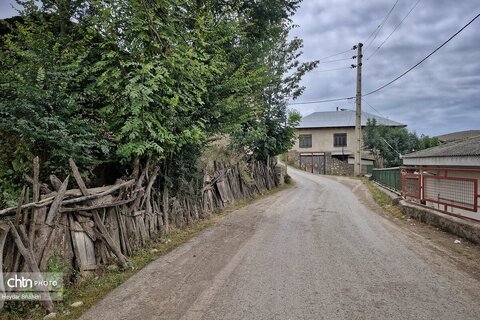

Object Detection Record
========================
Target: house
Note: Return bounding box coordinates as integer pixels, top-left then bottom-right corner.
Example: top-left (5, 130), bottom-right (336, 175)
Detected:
top-left (401, 135), bottom-right (480, 221)
top-left (435, 130), bottom-right (480, 143)
top-left (402, 135), bottom-right (480, 167)
top-left (288, 109), bottom-right (405, 175)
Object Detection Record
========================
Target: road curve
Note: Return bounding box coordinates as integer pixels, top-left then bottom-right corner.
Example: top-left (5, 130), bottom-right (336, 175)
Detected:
top-left (80, 167), bottom-right (480, 320)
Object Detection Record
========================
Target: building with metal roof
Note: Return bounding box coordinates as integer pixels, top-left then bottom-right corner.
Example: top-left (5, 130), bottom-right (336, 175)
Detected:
top-left (288, 110), bottom-right (405, 175)
top-left (435, 130), bottom-right (480, 143)
top-left (403, 135), bottom-right (480, 166)
top-left (297, 110), bottom-right (405, 129)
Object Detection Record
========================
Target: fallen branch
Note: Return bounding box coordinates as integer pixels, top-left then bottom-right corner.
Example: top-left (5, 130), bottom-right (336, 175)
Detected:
top-left (0, 180), bottom-right (136, 216)
top-left (60, 198), bottom-right (136, 213)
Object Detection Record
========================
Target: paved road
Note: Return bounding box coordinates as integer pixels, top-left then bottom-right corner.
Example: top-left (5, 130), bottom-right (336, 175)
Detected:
top-left (81, 167), bottom-right (480, 320)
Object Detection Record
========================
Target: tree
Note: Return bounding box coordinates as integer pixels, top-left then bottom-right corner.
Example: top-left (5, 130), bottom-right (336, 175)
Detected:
top-left (0, 0), bottom-right (314, 204)
top-left (363, 118), bottom-right (441, 167)
top-left (229, 1), bottom-right (318, 160)
top-left (0, 7), bottom-right (112, 177)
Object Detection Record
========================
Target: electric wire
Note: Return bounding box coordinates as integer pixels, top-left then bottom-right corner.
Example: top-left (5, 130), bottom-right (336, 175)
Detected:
top-left (318, 48), bottom-right (353, 61)
top-left (290, 12), bottom-right (479, 106)
top-left (288, 96), bottom-right (355, 105)
top-left (364, 13), bottom-right (480, 97)
top-left (319, 57), bottom-right (354, 64)
top-left (362, 98), bottom-right (385, 117)
top-left (367, 0), bottom-right (422, 61)
top-left (364, 0), bottom-right (400, 51)
top-left (309, 66), bottom-right (352, 74)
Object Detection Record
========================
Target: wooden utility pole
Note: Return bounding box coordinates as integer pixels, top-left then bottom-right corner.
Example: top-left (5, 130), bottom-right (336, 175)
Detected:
top-left (284, 117), bottom-right (288, 175)
top-left (354, 43), bottom-right (363, 177)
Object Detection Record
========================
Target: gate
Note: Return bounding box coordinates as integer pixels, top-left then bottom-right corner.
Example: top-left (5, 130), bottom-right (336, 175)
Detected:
top-left (312, 155), bottom-right (325, 174)
top-left (299, 153), bottom-right (325, 174)
top-left (299, 155), bottom-right (313, 173)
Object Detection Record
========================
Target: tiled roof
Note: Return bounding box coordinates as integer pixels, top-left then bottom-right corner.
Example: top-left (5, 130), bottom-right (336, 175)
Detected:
top-left (403, 135), bottom-right (480, 158)
top-left (297, 110), bottom-right (405, 128)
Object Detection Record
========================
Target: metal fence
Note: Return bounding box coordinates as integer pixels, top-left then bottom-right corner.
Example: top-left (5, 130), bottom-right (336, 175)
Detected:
top-left (400, 167), bottom-right (479, 222)
top-left (372, 167), bottom-right (401, 192)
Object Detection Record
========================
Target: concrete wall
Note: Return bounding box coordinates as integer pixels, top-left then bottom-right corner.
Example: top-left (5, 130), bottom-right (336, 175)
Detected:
top-left (400, 200), bottom-right (480, 244)
top-left (292, 127), bottom-right (358, 155)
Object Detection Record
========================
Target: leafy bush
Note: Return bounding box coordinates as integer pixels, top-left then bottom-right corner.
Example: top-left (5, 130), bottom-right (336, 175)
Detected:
top-left (284, 174), bottom-right (292, 184)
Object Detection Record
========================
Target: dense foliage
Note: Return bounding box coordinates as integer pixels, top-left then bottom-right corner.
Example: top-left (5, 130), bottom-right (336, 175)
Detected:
top-left (363, 118), bottom-right (440, 167)
top-left (0, 0), bottom-right (314, 206)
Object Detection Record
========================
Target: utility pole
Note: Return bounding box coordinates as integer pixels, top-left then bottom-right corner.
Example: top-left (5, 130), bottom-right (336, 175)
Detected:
top-left (284, 117), bottom-right (288, 175)
top-left (354, 42), bottom-right (363, 177)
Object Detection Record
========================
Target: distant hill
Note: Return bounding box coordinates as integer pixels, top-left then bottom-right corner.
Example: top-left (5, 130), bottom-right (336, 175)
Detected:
top-left (436, 130), bottom-right (480, 143)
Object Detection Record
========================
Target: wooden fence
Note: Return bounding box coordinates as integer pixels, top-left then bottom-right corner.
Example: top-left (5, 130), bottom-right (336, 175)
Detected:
top-left (0, 157), bottom-right (279, 312)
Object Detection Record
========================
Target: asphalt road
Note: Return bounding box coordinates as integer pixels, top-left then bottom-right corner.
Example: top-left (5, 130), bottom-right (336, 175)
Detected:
top-left (80, 167), bottom-right (480, 320)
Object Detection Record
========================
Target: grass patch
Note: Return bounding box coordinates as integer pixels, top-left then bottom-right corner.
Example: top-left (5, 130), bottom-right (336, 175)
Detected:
top-left (363, 179), bottom-right (405, 221)
top-left (2, 183), bottom-right (292, 320)
top-left (449, 244), bottom-right (466, 256)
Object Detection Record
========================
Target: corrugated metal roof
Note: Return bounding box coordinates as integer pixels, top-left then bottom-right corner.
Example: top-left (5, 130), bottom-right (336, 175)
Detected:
top-left (435, 130), bottom-right (480, 142)
top-left (297, 110), bottom-right (405, 128)
top-left (403, 135), bottom-right (480, 158)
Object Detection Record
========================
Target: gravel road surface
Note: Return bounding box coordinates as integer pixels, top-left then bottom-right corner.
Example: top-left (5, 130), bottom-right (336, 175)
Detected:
top-left (80, 167), bottom-right (480, 320)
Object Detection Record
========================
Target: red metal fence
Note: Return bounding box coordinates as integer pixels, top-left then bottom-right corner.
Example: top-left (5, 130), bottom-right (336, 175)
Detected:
top-left (400, 167), bottom-right (479, 222)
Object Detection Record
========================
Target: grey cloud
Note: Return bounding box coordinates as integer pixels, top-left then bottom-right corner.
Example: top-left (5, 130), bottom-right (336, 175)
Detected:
top-left (290, 0), bottom-right (480, 136)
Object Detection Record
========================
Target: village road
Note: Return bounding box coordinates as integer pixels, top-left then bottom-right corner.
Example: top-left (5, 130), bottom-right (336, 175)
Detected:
top-left (80, 166), bottom-right (480, 320)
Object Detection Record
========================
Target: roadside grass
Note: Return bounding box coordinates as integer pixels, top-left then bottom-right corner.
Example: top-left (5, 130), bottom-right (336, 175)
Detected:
top-left (363, 179), bottom-right (406, 221)
top-left (449, 244), bottom-right (466, 256)
top-left (2, 182), bottom-right (292, 320)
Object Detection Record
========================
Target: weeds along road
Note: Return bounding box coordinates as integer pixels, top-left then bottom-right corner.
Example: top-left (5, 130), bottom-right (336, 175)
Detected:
top-left (80, 166), bottom-right (480, 320)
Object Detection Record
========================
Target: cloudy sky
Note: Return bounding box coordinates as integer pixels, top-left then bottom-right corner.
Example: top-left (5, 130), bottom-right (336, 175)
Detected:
top-left (290, 0), bottom-right (480, 136)
top-left (1, 0), bottom-right (478, 136)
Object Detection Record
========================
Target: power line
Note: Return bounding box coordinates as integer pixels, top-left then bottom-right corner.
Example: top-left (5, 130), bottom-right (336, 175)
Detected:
top-left (309, 66), bottom-right (352, 74)
top-left (364, 13), bottom-right (480, 97)
top-left (288, 96), bottom-right (355, 105)
top-left (319, 57), bottom-right (354, 64)
top-left (318, 48), bottom-right (353, 61)
top-left (362, 98), bottom-right (385, 117)
top-left (367, 0), bottom-right (422, 61)
top-left (364, 0), bottom-right (400, 51)
top-left (292, 13), bottom-right (479, 107)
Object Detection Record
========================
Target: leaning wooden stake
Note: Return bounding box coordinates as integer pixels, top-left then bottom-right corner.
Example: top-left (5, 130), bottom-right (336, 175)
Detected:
top-left (38, 177), bottom-right (69, 271)
top-left (8, 222), bottom-right (54, 313)
top-left (69, 159), bottom-right (129, 270)
top-left (29, 157), bottom-right (41, 249)
top-left (0, 222), bottom-right (10, 311)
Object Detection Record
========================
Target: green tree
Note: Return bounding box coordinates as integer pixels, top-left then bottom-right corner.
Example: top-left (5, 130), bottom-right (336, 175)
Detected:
top-left (0, 0), bottom-right (314, 202)
top-left (0, 6), bottom-right (112, 178)
top-left (363, 118), bottom-right (441, 167)
top-left (229, 0), bottom-right (318, 160)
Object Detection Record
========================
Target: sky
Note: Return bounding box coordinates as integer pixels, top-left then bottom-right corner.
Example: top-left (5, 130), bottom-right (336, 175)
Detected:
top-left (289, 0), bottom-right (480, 136)
top-left (0, 0), bottom-right (479, 136)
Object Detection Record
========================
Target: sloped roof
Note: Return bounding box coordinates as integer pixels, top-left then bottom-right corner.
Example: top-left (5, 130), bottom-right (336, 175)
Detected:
top-left (436, 130), bottom-right (480, 143)
top-left (297, 110), bottom-right (405, 129)
top-left (403, 135), bottom-right (480, 159)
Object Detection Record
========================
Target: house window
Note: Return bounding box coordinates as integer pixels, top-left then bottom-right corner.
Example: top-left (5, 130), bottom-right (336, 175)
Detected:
top-left (299, 134), bottom-right (312, 148)
top-left (334, 133), bottom-right (347, 147)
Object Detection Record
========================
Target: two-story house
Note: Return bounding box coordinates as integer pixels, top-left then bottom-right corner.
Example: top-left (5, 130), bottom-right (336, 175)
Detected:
top-left (288, 109), bottom-right (405, 175)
